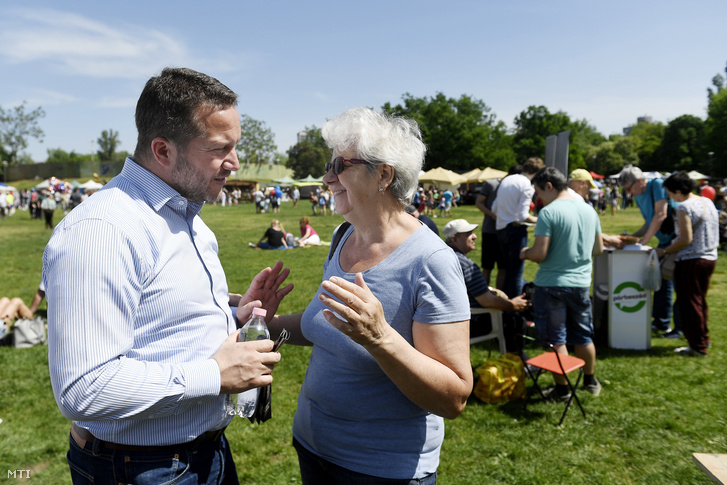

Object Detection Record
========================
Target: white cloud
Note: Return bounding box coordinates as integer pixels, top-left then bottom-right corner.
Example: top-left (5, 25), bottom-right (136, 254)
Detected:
top-left (2, 88), bottom-right (77, 109)
top-left (0, 7), bottom-right (235, 79)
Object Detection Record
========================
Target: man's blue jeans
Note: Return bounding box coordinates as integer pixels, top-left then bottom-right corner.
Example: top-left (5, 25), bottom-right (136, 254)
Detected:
top-left (497, 224), bottom-right (529, 299)
top-left (67, 432), bottom-right (238, 484)
top-left (654, 241), bottom-right (680, 332)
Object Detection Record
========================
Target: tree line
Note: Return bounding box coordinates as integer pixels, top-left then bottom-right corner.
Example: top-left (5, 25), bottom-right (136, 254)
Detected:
top-left (2, 62), bottom-right (726, 179)
top-left (287, 62), bottom-right (727, 178)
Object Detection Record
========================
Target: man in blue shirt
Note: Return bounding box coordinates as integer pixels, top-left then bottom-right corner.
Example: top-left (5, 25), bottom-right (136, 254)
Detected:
top-left (44, 68), bottom-right (293, 484)
top-left (618, 165), bottom-right (680, 337)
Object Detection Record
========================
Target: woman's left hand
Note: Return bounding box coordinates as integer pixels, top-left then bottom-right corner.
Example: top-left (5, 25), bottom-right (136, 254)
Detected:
top-left (319, 273), bottom-right (390, 348)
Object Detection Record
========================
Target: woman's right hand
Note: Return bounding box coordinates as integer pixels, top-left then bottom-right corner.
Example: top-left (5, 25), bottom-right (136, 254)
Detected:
top-left (318, 273), bottom-right (392, 349)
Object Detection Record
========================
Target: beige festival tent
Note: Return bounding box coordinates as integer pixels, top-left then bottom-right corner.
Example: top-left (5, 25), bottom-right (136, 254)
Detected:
top-left (476, 167), bottom-right (508, 182)
top-left (460, 168), bottom-right (484, 183)
top-left (418, 167), bottom-right (467, 185)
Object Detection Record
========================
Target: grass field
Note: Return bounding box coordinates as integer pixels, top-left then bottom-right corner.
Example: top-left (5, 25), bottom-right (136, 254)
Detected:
top-left (0, 199), bottom-right (725, 484)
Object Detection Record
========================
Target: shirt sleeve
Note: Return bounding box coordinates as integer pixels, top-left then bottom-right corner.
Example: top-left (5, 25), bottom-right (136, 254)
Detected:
top-left (413, 248), bottom-right (470, 324)
top-left (517, 182), bottom-right (535, 221)
top-left (652, 179), bottom-right (668, 202)
top-left (44, 219), bottom-right (221, 422)
top-left (534, 206), bottom-right (553, 237)
top-left (464, 263), bottom-right (490, 299)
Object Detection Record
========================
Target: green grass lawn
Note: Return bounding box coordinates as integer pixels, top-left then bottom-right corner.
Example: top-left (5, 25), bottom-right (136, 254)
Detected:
top-left (0, 200), bottom-right (725, 484)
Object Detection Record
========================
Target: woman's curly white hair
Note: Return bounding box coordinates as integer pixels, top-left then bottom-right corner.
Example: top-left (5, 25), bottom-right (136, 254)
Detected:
top-left (321, 107), bottom-right (426, 207)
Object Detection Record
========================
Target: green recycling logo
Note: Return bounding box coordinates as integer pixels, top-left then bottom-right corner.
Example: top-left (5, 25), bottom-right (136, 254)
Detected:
top-left (613, 281), bottom-right (648, 313)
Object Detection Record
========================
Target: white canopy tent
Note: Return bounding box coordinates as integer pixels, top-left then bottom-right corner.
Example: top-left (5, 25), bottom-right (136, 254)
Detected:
top-left (0, 183), bottom-right (18, 196)
top-left (80, 180), bottom-right (104, 190)
top-left (687, 170), bottom-right (709, 180)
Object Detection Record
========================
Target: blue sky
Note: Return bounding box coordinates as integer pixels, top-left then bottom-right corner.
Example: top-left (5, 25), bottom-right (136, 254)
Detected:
top-left (1, 0), bottom-right (725, 163)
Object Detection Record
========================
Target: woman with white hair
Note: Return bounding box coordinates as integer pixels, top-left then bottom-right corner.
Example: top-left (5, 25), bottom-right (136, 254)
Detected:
top-left (269, 107), bottom-right (471, 484)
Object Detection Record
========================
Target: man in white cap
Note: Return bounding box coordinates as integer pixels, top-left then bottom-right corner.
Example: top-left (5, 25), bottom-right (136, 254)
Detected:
top-left (444, 219), bottom-right (529, 349)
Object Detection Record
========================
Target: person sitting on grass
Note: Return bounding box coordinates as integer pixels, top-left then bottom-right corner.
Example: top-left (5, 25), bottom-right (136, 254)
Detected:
top-left (250, 219), bottom-right (290, 250)
top-left (0, 296), bottom-right (35, 337)
top-left (297, 217), bottom-right (321, 247)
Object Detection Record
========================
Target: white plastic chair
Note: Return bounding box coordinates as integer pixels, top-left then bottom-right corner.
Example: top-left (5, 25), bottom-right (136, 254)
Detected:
top-left (469, 307), bottom-right (507, 354)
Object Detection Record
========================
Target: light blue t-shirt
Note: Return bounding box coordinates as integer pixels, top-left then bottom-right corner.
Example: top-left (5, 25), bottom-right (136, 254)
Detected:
top-left (533, 197), bottom-right (601, 288)
top-left (442, 190), bottom-right (453, 204)
top-left (634, 178), bottom-right (679, 246)
top-left (293, 224), bottom-right (469, 480)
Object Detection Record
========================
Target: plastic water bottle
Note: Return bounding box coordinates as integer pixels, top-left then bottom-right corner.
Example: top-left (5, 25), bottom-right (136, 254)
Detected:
top-left (226, 307), bottom-right (269, 417)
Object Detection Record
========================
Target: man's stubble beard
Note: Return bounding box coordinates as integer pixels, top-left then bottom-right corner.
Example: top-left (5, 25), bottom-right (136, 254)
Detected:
top-left (170, 151), bottom-right (218, 204)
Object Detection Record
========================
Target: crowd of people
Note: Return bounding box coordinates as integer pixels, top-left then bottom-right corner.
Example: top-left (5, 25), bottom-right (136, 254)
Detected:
top-left (4, 65), bottom-right (722, 484)
top-left (413, 185), bottom-right (460, 218)
top-left (455, 162), bottom-right (722, 402)
top-left (0, 181), bottom-right (92, 229)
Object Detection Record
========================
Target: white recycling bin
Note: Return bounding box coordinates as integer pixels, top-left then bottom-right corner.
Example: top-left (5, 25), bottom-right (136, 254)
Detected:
top-left (593, 246), bottom-right (652, 350)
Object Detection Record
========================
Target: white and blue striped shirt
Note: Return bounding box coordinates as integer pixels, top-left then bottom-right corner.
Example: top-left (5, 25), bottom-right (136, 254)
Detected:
top-left (43, 158), bottom-right (235, 446)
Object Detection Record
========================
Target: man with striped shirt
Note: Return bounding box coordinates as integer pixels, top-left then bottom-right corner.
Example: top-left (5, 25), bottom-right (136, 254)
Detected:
top-left (43, 68), bottom-right (292, 484)
top-left (443, 219), bottom-right (529, 349)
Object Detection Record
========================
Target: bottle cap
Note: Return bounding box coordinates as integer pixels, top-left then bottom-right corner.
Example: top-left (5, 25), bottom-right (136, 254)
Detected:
top-left (252, 307), bottom-right (267, 317)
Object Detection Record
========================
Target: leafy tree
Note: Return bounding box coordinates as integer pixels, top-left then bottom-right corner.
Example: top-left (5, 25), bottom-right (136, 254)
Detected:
top-left (567, 118), bottom-right (607, 170)
top-left (628, 121), bottom-right (665, 171)
top-left (116, 150), bottom-right (132, 162)
top-left (656, 115), bottom-right (706, 173)
top-left (286, 126), bottom-right (329, 178)
top-left (707, 61), bottom-right (726, 101)
top-left (0, 101), bottom-right (45, 164)
top-left (47, 148), bottom-right (81, 163)
top-left (588, 136), bottom-right (639, 175)
top-left (97, 129), bottom-right (120, 161)
top-left (46, 148), bottom-right (93, 163)
top-left (512, 106), bottom-right (605, 171)
top-left (272, 152), bottom-right (288, 166)
top-left (237, 114), bottom-right (277, 164)
top-left (705, 88), bottom-right (727, 177)
top-left (383, 92), bottom-right (514, 171)
top-left (589, 141), bottom-right (624, 175)
top-left (512, 105), bottom-right (571, 162)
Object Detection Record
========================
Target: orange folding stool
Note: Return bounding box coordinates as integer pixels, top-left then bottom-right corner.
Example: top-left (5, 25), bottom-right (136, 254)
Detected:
top-left (524, 344), bottom-right (586, 426)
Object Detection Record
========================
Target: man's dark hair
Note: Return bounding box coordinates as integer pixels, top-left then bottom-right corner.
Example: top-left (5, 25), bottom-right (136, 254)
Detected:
top-left (532, 167), bottom-right (567, 192)
top-left (663, 171), bottom-right (695, 195)
top-left (508, 164), bottom-right (523, 175)
top-left (133, 67), bottom-right (238, 163)
top-left (522, 157), bottom-right (545, 175)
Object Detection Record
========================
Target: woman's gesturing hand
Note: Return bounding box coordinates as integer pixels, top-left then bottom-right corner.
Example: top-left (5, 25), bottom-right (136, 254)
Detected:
top-left (318, 273), bottom-right (391, 348)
